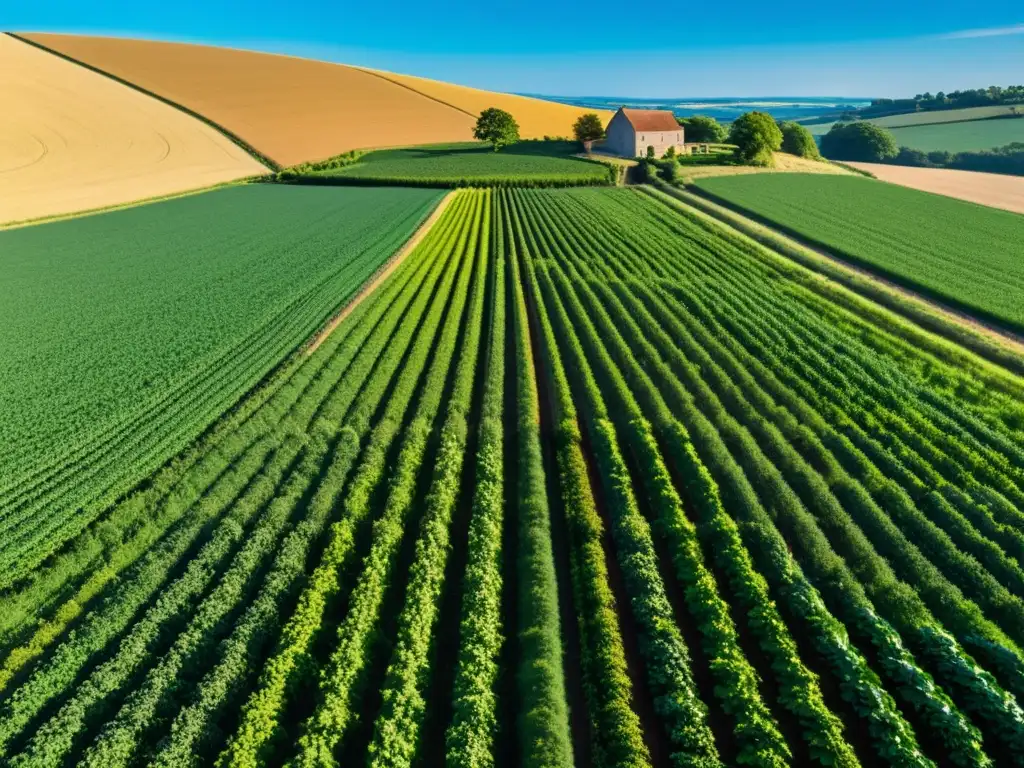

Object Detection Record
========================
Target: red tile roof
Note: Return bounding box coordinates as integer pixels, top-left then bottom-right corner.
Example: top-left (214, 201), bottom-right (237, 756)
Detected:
top-left (619, 108), bottom-right (681, 132)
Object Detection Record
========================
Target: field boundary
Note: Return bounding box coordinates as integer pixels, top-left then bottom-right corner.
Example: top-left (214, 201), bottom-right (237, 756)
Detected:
top-left (304, 190), bottom-right (456, 355)
top-left (644, 181), bottom-right (1024, 383)
top-left (8, 32), bottom-right (281, 171)
top-left (687, 180), bottom-right (1024, 335)
top-left (351, 66), bottom-right (479, 120)
top-left (0, 176), bottom-right (266, 231)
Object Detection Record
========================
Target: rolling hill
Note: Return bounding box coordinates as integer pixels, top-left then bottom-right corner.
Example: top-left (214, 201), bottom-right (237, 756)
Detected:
top-left (20, 33), bottom-right (611, 167)
top-left (0, 34), bottom-right (264, 226)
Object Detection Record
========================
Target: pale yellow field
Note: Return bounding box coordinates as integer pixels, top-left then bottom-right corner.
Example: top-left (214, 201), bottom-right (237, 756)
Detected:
top-left (847, 162), bottom-right (1024, 215)
top-left (0, 35), bottom-right (265, 226)
top-left (679, 153), bottom-right (855, 183)
top-left (21, 33), bottom-right (614, 166)
top-left (361, 68), bottom-right (615, 140)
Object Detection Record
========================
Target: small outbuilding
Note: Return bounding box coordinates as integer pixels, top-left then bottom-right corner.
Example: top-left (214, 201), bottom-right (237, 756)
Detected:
top-left (604, 107), bottom-right (685, 158)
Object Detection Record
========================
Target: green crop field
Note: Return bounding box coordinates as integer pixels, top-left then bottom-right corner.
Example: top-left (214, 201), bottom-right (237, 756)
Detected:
top-left (5, 184), bottom-right (1024, 768)
top-left (887, 118), bottom-right (1024, 151)
top-left (692, 173), bottom-right (1024, 331)
top-left (0, 184), bottom-right (441, 583)
top-left (313, 140), bottom-right (612, 187)
top-left (809, 105), bottom-right (1024, 135)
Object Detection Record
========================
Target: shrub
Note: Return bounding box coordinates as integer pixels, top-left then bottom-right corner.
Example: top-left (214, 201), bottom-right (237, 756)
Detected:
top-left (820, 122), bottom-right (898, 162)
top-left (677, 115), bottom-right (728, 143)
top-left (779, 121), bottom-right (822, 160)
top-left (728, 112), bottom-right (783, 167)
top-left (646, 145), bottom-right (656, 159)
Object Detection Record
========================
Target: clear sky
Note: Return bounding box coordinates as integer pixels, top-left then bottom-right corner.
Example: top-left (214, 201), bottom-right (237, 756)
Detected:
top-left (9, 1), bottom-right (1024, 98)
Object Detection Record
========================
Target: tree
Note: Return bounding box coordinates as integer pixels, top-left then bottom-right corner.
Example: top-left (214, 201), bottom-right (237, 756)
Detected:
top-left (676, 115), bottom-right (727, 143)
top-left (728, 111), bottom-right (783, 166)
top-left (474, 108), bottom-right (520, 151)
top-left (779, 121), bottom-right (821, 160)
top-left (820, 122), bottom-right (898, 162)
top-left (573, 113), bottom-right (606, 147)
top-left (646, 145), bottom-right (656, 159)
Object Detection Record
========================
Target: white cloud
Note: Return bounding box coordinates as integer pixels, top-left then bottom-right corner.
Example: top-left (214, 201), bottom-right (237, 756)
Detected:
top-left (936, 23), bottom-right (1024, 40)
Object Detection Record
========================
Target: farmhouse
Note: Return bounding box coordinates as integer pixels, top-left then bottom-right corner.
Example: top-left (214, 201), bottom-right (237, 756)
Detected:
top-left (604, 107), bottom-right (684, 158)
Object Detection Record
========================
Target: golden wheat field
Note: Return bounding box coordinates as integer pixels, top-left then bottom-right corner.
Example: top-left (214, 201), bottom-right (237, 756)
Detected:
top-left (360, 67), bottom-right (614, 139)
top-left (0, 35), bottom-right (265, 226)
top-left (22, 33), bottom-right (605, 167)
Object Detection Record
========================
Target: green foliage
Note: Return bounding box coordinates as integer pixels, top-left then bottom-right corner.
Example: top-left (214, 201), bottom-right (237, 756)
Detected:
top-left (677, 115), bottom-right (728, 143)
top-left (215, 196), bottom-right (472, 768)
top-left (474, 107), bottom-right (521, 150)
top-left (728, 111), bottom-right (783, 166)
top-left (692, 173), bottom-right (1024, 331)
top-left (507, 216), bottom-right (575, 767)
top-left (645, 145), bottom-right (655, 159)
top-left (368, 194), bottom-right (490, 768)
top-left (446, 193), bottom-right (507, 768)
top-left (660, 158), bottom-right (680, 183)
top-left (779, 121), bottom-right (822, 159)
top-left (820, 122), bottom-right (899, 161)
top-left (304, 141), bottom-right (611, 187)
top-left (573, 112), bottom-right (607, 144)
top-left (8, 157), bottom-right (1024, 768)
top-left (0, 185), bottom-right (441, 590)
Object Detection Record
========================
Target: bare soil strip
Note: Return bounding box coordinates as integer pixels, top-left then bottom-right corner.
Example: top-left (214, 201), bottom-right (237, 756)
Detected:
top-left (304, 191), bottom-right (455, 356)
top-left (848, 162), bottom-right (1024, 215)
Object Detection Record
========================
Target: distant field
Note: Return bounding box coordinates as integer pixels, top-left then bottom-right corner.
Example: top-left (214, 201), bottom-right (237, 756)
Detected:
top-left (887, 118), bottom-right (1024, 151)
top-left (21, 33), bottom-right (605, 166)
top-left (0, 184), bottom-right (441, 581)
top-left (0, 34), bottom-right (264, 225)
top-left (360, 68), bottom-right (614, 138)
top-left (673, 151), bottom-right (854, 181)
top-left (846, 161), bottom-right (1024, 215)
top-left (314, 141), bottom-right (612, 186)
top-left (693, 173), bottom-right (1024, 330)
top-left (808, 105), bottom-right (1023, 135)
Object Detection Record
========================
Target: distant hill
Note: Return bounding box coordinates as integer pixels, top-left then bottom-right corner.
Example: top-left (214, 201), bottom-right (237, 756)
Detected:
top-left (20, 33), bottom-right (612, 167)
top-left (0, 34), bottom-right (264, 226)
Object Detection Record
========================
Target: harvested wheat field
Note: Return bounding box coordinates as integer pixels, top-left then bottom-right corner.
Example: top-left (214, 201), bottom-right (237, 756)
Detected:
top-left (359, 67), bottom-right (614, 139)
top-left (21, 33), bottom-right (603, 167)
top-left (0, 35), bottom-right (265, 226)
top-left (677, 152), bottom-right (856, 182)
top-left (849, 161), bottom-right (1024, 215)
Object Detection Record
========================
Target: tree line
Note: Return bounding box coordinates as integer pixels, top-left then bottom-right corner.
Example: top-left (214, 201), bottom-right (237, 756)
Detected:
top-left (820, 121), bottom-right (1024, 175)
top-left (859, 85), bottom-right (1024, 118)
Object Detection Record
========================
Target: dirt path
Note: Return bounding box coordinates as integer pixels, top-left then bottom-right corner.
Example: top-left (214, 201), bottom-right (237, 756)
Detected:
top-left (304, 191), bottom-right (454, 355)
top-left (848, 162), bottom-right (1024, 215)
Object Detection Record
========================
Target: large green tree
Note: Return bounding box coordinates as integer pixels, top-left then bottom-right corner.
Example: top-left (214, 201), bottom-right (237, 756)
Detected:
top-left (728, 111), bottom-right (783, 166)
top-left (573, 112), bottom-right (606, 146)
top-left (474, 108), bottom-right (520, 151)
top-left (779, 121), bottom-right (822, 160)
top-left (820, 122), bottom-right (898, 162)
top-left (677, 115), bottom-right (727, 143)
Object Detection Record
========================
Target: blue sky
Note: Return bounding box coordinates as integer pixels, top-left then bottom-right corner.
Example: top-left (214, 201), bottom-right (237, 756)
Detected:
top-left (9, 1), bottom-right (1024, 97)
